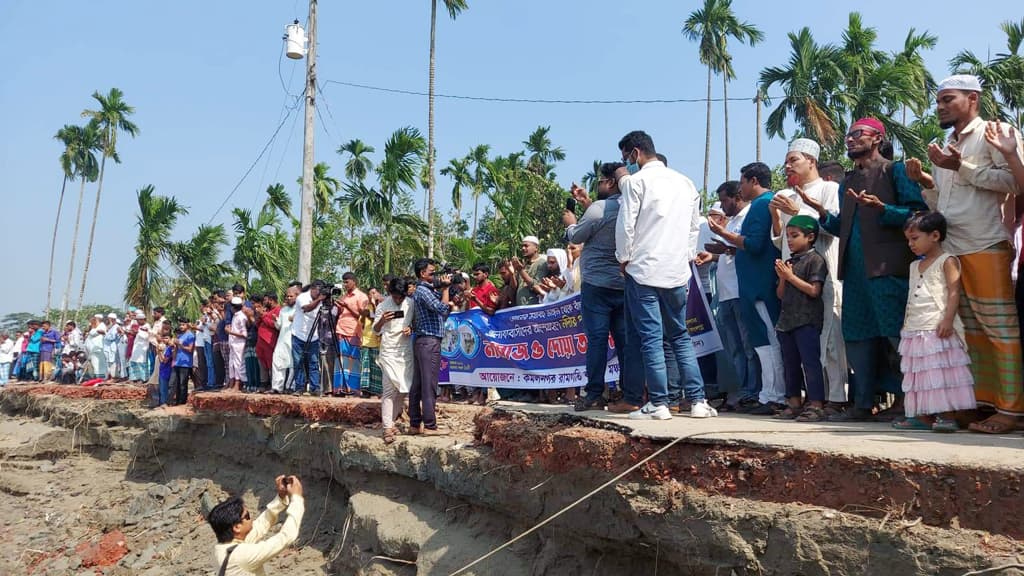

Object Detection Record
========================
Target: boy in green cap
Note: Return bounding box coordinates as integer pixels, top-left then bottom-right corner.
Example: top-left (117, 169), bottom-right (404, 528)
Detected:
top-left (773, 214), bottom-right (829, 421)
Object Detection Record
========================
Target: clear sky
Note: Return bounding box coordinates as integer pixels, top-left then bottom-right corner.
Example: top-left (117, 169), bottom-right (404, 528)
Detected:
top-left (0, 0), bottom-right (1016, 316)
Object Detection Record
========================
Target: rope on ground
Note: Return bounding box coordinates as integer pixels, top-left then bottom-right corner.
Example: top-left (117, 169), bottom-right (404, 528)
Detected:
top-left (448, 425), bottom-right (942, 576)
top-left (960, 564), bottom-right (1024, 576)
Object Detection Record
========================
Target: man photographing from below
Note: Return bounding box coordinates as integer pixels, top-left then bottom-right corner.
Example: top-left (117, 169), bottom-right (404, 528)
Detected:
top-left (208, 475), bottom-right (304, 576)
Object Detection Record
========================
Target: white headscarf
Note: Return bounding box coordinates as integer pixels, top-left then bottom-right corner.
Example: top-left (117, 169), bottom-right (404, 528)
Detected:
top-left (545, 248), bottom-right (572, 291)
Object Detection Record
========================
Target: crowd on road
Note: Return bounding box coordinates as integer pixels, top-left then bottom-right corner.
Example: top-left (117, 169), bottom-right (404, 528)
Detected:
top-left (3, 74), bottom-right (1024, 441)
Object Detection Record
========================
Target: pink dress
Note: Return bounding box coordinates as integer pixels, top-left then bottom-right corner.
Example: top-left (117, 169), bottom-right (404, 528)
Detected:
top-left (898, 253), bottom-right (976, 416)
top-left (228, 311), bottom-right (248, 382)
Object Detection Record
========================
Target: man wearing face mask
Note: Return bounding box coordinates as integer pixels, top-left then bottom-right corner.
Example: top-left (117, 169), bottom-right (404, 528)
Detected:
top-left (614, 130), bottom-right (717, 420)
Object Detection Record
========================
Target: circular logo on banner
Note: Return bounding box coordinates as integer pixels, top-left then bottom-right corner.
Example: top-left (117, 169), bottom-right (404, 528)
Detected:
top-left (458, 321), bottom-right (480, 359)
top-left (441, 318), bottom-right (460, 358)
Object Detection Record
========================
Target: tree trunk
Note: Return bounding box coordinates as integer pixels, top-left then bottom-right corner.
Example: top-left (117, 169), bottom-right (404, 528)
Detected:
top-left (62, 177), bottom-right (89, 326)
top-left (46, 176), bottom-right (68, 319)
top-left (472, 192), bottom-right (479, 241)
top-left (426, 0), bottom-right (438, 259)
top-left (755, 88), bottom-right (763, 163)
top-left (702, 65), bottom-right (712, 196)
top-left (723, 76), bottom-right (730, 180)
top-left (77, 151), bottom-right (107, 315)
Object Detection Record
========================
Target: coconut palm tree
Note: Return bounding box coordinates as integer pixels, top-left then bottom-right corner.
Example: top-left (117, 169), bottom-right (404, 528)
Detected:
top-left (78, 88), bottom-right (138, 311)
top-left (440, 155), bottom-right (471, 228)
top-left (47, 125), bottom-right (81, 318)
top-left (523, 126), bottom-right (565, 178)
top-left (340, 127), bottom-right (428, 273)
top-left (682, 0), bottom-right (762, 187)
top-left (760, 28), bottom-right (845, 148)
top-left (125, 186), bottom-right (188, 311)
top-left (60, 121), bottom-right (102, 325)
top-left (426, 0), bottom-right (469, 258)
top-left (337, 139), bottom-right (375, 182)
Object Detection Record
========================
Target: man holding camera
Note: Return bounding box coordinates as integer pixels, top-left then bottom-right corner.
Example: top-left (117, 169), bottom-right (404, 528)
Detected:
top-left (290, 280), bottom-right (329, 395)
top-left (208, 475), bottom-right (304, 576)
top-left (409, 258), bottom-right (452, 435)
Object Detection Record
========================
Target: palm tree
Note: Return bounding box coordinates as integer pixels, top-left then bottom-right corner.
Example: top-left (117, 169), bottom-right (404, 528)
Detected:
top-left (263, 183), bottom-right (296, 227)
top-left (523, 126), bottom-right (565, 177)
top-left (168, 224), bottom-right (231, 316)
top-left (951, 18), bottom-right (1024, 126)
top-left (337, 139), bottom-right (375, 182)
top-left (892, 28), bottom-right (939, 125)
top-left (296, 162), bottom-right (340, 221)
top-left (78, 88), bottom-right (138, 311)
top-left (427, 0), bottom-right (469, 258)
top-left (581, 159), bottom-right (602, 196)
top-left (60, 121), bottom-right (102, 325)
top-left (439, 155), bottom-right (471, 228)
top-left (231, 205), bottom-right (292, 292)
top-left (760, 28), bottom-right (845, 148)
top-left (466, 144), bottom-right (490, 240)
top-left (125, 186), bottom-right (188, 311)
top-left (683, 0), bottom-right (762, 188)
top-left (340, 127), bottom-right (428, 273)
top-left (47, 125), bottom-right (81, 318)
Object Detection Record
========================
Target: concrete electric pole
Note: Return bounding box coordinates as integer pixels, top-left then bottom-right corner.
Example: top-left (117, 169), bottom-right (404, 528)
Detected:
top-left (297, 0), bottom-right (318, 284)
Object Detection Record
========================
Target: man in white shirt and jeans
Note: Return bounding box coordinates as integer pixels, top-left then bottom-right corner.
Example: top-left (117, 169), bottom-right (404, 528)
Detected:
top-left (614, 130), bottom-right (717, 420)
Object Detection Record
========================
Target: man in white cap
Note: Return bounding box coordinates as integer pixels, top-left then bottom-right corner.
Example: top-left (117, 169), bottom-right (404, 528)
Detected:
top-left (906, 74), bottom-right (1024, 433)
top-left (511, 235), bottom-right (547, 306)
top-left (769, 138), bottom-right (848, 414)
top-left (103, 312), bottom-right (122, 381)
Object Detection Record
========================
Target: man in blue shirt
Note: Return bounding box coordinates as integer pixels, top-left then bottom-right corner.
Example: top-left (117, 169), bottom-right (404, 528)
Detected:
top-left (169, 318), bottom-right (195, 406)
top-left (39, 320), bottom-right (61, 382)
top-left (23, 320), bottom-right (43, 381)
top-left (409, 258), bottom-right (452, 435)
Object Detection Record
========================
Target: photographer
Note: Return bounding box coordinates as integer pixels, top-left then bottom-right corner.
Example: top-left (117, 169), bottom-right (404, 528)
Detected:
top-left (409, 259), bottom-right (452, 435)
top-left (374, 277), bottom-right (415, 443)
top-left (290, 280), bottom-right (330, 395)
top-left (208, 475), bottom-right (304, 576)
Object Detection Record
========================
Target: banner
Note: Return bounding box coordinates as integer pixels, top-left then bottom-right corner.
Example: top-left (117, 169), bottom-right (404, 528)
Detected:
top-left (440, 264), bottom-right (722, 389)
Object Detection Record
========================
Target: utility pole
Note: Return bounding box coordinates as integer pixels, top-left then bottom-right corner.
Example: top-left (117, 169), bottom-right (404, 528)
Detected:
top-left (754, 87), bottom-right (763, 163)
top-left (297, 0), bottom-right (318, 284)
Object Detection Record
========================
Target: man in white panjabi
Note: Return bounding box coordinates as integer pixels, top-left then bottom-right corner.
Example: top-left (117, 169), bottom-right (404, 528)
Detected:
top-left (769, 138), bottom-right (849, 409)
top-left (272, 285), bottom-right (300, 393)
top-left (374, 277), bottom-right (416, 444)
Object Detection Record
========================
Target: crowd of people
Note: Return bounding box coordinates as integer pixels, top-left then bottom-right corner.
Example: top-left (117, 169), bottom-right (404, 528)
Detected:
top-left (3, 74), bottom-right (1023, 440)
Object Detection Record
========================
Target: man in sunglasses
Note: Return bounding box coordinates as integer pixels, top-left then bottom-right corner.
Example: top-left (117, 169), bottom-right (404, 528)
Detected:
top-left (795, 117), bottom-right (927, 422)
top-left (208, 475), bottom-right (305, 575)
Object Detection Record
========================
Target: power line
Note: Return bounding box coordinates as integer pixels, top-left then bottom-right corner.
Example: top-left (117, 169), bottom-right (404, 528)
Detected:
top-left (206, 94), bottom-right (304, 225)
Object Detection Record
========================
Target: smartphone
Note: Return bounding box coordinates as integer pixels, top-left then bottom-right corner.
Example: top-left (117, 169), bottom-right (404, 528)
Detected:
top-left (392, 310), bottom-right (405, 319)
top-left (565, 197), bottom-right (577, 212)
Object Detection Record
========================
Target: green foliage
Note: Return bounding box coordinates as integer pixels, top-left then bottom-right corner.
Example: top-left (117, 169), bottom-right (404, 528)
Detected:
top-left (124, 185), bottom-right (188, 312)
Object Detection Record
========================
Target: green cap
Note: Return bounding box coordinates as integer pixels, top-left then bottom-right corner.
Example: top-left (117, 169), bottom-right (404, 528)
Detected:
top-left (787, 214), bottom-right (819, 233)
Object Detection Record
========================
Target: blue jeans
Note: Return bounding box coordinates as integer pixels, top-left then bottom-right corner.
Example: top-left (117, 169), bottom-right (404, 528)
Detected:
top-left (580, 283), bottom-right (642, 404)
top-left (291, 335), bottom-right (321, 393)
top-left (778, 325), bottom-right (824, 402)
top-left (625, 275), bottom-right (705, 406)
top-left (158, 375), bottom-right (170, 405)
top-left (846, 337), bottom-right (902, 410)
top-left (204, 343), bottom-right (215, 387)
top-left (718, 299), bottom-right (761, 403)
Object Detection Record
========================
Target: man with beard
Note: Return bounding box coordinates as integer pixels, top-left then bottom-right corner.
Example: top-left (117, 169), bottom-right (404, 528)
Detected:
top-left (272, 284), bottom-right (301, 393)
top-left (906, 75), bottom-right (1024, 433)
top-left (798, 117), bottom-right (926, 421)
top-left (564, 162), bottom-right (644, 413)
top-left (769, 139), bottom-right (848, 413)
top-left (512, 236), bottom-right (547, 306)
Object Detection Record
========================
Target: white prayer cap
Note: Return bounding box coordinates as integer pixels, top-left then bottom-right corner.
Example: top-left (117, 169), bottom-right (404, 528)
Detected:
top-left (135, 311), bottom-right (146, 319)
top-left (788, 138), bottom-right (820, 160)
top-left (231, 296), bottom-right (243, 305)
top-left (938, 74), bottom-right (982, 93)
top-left (522, 235), bottom-right (540, 246)
top-left (708, 201), bottom-right (725, 216)
top-left (93, 314), bottom-right (104, 319)
top-left (107, 312), bottom-right (117, 319)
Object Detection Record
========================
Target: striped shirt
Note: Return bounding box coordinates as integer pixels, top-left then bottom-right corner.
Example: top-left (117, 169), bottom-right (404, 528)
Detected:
top-left (412, 282), bottom-right (450, 338)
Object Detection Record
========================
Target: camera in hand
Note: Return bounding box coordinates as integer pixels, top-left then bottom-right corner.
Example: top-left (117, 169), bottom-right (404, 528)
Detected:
top-left (433, 263), bottom-right (466, 298)
top-left (392, 310), bottom-right (405, 319)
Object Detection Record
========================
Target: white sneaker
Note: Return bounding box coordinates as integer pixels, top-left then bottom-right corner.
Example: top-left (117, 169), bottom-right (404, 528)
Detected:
top-left (628, 402), bottom-right (672, 420)
top-left (690, 400), bottom-right (718, 418)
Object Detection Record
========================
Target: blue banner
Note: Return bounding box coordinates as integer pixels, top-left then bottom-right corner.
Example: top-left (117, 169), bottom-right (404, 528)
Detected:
top-left (440, 264), bottom-right (722, 389)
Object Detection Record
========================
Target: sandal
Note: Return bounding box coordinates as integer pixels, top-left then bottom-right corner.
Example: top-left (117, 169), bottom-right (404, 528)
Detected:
top-left (795, 406), bottom-right (825, 422)
top-left (932, 417), bottom-right (959, 433)
top-left (968, 415), bottom-right (1018, 435)
top-left (773, 406), bottom-right (801, 420)
top-left (892, 416), bottom-right (933, 431)
top-left (383, 427), bottom-right (397, 445)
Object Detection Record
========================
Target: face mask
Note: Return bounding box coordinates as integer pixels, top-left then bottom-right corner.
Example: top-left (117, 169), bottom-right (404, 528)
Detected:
top-left (625, 151), bottom-right (639, 174)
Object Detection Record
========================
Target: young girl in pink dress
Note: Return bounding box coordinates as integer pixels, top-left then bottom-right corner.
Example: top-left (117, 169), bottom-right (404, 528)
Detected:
top-left (895, 212), bottom-right (975, 432)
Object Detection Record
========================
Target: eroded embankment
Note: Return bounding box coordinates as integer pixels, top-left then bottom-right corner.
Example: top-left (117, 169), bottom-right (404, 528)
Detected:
top-left (1, 386), bottom-right (1022, 576)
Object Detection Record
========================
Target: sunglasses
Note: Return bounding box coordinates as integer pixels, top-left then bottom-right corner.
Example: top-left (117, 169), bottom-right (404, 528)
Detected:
top-left (845, 129), bottom-right (879, 140)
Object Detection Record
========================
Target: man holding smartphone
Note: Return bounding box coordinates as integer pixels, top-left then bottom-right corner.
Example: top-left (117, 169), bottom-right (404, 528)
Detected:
top-left (409, 259), bottom-right (452, 435)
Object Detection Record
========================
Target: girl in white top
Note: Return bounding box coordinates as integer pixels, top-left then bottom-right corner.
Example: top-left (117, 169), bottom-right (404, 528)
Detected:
top-left (896, 212), bottom-right (975, 433)
top-left (374, 278), bottom-right (416, 444)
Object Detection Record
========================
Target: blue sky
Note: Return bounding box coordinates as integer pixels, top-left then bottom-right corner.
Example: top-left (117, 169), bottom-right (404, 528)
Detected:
top-left (0, 0), bottom-right (1017, 316)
